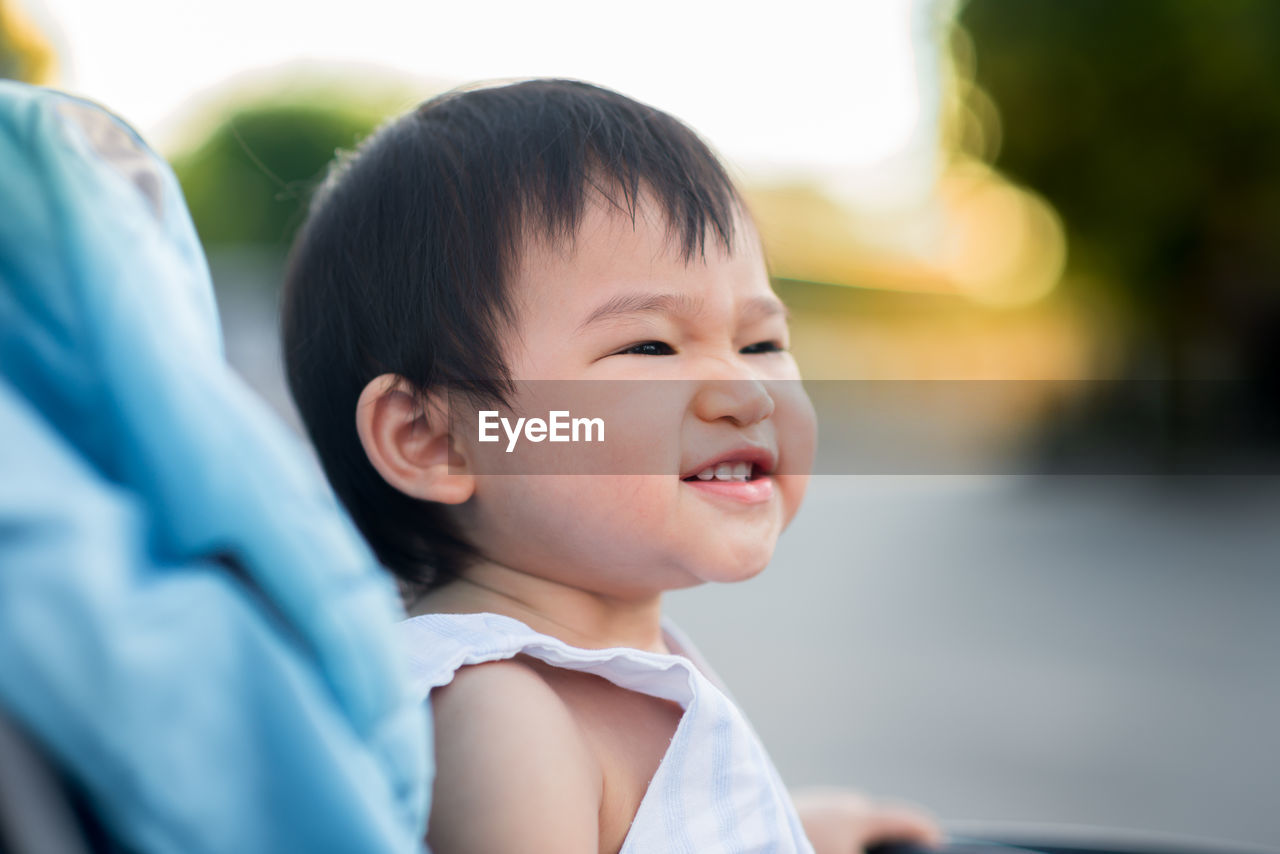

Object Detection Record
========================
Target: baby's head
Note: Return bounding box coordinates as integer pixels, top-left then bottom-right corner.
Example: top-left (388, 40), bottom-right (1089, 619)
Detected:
top-left (282, 79), bottom-right (815, 602)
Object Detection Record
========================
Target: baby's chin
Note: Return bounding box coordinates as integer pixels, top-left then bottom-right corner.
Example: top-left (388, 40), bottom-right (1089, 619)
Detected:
top-left (600, 543), bottom-right (775, 595)
top-left (686, 545), bottom-right (775, 586)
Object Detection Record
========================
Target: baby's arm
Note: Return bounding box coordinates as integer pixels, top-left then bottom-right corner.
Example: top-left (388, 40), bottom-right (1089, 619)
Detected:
top-left (426, 660), bottom-right (602, 853)
top-left (791, 786), bottom-right (944, 854)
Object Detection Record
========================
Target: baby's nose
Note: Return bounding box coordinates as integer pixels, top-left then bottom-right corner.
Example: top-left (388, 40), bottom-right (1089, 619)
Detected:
top-left (691, 378), bottom-right (776, 427)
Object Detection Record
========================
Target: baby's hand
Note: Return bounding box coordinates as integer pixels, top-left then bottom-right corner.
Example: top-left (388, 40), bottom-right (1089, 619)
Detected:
top-left (791, 786), bottom-right (944, 854)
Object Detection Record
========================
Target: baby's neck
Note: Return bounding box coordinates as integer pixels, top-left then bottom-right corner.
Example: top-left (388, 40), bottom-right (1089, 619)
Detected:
top-left (407, 560), bottom-right (670, 654)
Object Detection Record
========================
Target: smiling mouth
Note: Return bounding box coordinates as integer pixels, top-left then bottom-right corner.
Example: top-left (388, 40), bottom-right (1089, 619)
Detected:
top-left (681, 462), bottom-right (766, 483)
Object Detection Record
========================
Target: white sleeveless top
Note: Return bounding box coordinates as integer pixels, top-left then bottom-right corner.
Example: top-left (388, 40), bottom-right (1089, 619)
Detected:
top-left (397, 611), bottom-right (815, 854)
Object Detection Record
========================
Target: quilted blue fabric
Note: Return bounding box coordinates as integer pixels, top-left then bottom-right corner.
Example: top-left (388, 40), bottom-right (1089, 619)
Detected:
top-left (0, 80), bottom-right (429, 853)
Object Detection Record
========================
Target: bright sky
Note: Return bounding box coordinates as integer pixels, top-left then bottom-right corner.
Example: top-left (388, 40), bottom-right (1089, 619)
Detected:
top-left (25, 0), bottom-right (945, 202)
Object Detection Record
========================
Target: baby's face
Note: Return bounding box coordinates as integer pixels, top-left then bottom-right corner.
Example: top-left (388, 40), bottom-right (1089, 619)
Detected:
top-left (449, 192), bottom-right (816, 598)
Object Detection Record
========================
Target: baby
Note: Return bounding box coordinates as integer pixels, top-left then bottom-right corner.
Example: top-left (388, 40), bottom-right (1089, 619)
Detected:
top-left (282, 78), bottom-right (941, 854)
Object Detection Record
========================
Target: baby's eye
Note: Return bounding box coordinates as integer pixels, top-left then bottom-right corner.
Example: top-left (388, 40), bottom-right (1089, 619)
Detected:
top-left (616, 341), bottom-right (675, 356)
top-left (740, 340), bottom-right (787, 355)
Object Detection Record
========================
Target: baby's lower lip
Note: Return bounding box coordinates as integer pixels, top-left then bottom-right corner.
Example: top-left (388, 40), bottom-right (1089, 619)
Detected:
top-left (681, 475), bottom-right (774, 504)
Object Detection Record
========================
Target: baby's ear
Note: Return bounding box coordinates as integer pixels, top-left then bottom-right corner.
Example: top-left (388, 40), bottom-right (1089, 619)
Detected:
top-left (355, 374), bottom-right (474, 504)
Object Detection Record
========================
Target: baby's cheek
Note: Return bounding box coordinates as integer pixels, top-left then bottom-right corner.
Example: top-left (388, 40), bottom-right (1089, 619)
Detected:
top-left (776, 383), bottom-right (818, 476)
top-left (776, 384), bottom-right (817, 527)
top-left (546, 475), bottom-right (666, 534)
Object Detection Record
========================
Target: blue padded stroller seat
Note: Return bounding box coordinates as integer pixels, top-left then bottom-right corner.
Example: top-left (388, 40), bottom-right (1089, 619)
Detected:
top-left (0, 81), bottom-right (429, 853)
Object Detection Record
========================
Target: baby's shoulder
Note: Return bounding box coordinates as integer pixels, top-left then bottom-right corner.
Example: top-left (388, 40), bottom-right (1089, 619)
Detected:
top-left (430, 656), bottom-right (602, 778)
top-left (434, 655), bottom-right (560, 710)
top-left (426, 657), bottom-right (603, 853)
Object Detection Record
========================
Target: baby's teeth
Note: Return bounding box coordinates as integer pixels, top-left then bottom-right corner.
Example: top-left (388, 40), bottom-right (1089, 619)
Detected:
top-left (691, 462), bottom-right (756, 482)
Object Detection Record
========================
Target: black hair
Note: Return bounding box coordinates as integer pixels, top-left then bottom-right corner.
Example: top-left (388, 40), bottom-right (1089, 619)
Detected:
top-left (281, 78), bottom-right (746, 595)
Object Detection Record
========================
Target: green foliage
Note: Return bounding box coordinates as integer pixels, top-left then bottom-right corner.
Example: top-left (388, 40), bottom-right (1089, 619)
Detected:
top-left (962, 0), bottom-right (1280, 308)
top-left (171, 101), bottom-right (381, 248)
top-left (963, 0), bottom-right (1280, 445)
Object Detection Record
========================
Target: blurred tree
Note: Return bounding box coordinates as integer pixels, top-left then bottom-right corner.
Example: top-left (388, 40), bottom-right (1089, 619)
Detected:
top-left (0, 0), bottom-right (56, 83)
top-left (171, 98), bottom-right (386, 249)
top-left (962, 0), bottom-right (1280, 385)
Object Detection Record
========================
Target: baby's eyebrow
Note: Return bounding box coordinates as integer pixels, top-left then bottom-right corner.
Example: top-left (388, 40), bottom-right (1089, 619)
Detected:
top-left (576, 292), bottom-right (788, 332)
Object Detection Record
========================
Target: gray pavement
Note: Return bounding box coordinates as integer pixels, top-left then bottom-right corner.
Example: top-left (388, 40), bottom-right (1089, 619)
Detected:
top-left (666, 475), bottom-right (1280, 849)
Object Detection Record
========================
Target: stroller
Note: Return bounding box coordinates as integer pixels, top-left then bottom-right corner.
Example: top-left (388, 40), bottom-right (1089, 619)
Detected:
top-left (0, 81), bottom-right (429, 853)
